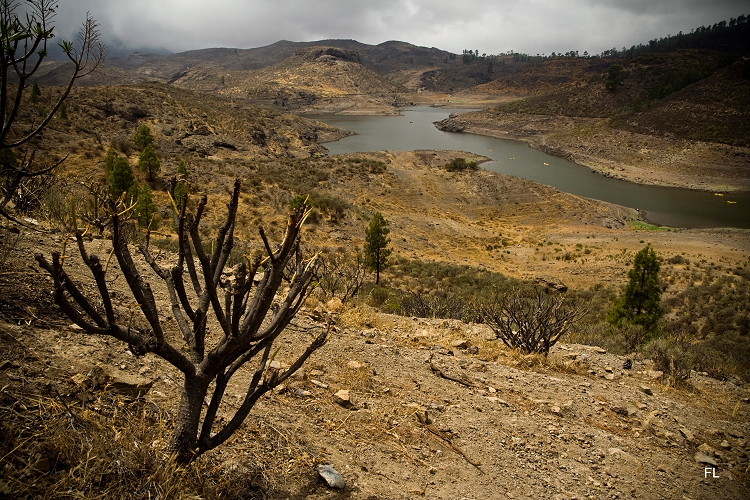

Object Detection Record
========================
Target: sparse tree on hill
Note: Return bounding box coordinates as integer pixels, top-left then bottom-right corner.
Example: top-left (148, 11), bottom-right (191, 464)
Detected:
top-left (1, 0), bottom-right (105, 222)
top-left (138, 144), bottom-right (161, 181)
top-left (133, 182), bottom-right (158, 229)
top-left (364, 212), bottom-right (391, 285)
top-left (172, 160), bottom-right (190, 207)
top-left (134, 123), bottom-right (155, 150)
top-left (608, 245), bottom-right (663, 347)
top-left (107, 152), bottom-right (135, 199)
top-left (35, 180), bottom-right (327, 464)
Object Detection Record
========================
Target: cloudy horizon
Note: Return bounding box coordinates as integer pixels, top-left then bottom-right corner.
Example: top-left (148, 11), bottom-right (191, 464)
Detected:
top-left (47, 1), bottom-right (748, 56)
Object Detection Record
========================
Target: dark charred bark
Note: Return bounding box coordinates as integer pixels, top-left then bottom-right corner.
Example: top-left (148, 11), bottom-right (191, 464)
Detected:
top-left (36, 179), bottom-right (325, 464)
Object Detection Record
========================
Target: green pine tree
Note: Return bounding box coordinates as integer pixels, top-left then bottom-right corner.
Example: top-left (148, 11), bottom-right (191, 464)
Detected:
top-left (134, 123), bottom-right (155, 150)
top-left (138, 144), bottom-right (161, 181)
top-left (108, 153), bottom-right (136, 199)
top-left (173, 160), bottom-right (190, 207)
top-left (30, 81), bottom-right (41, 104)
top-left (608, 245), bottom-right (663, 344)
top-left (364, 212), bottom-right (392, 285)
top-left (134, 182), bottom-right (158, 229)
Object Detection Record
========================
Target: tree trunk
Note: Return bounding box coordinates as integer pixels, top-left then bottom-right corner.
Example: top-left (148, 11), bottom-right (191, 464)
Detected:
top-left (171, 374), bottom-right (210, 464)
top-left (375, 248), bottom-right (381, 285)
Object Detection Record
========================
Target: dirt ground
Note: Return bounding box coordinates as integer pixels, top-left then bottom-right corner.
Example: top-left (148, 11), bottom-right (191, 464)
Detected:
top-left (1, 259), bottom-right (748, 499)
top-left (1, 164), bottom-right (749, 498)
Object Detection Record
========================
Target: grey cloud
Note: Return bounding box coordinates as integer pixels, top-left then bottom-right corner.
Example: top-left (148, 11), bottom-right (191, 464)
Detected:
top-left (50, 0), bottom-right (748, 56)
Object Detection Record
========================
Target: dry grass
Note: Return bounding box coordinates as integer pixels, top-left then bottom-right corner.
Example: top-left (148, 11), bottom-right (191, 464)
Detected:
top-left (0, 387), bottom-right (274, 499)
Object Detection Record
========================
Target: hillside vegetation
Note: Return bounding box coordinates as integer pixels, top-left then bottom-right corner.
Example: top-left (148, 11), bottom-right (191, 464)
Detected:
top-left (2, 14), bottom-right (749, 499)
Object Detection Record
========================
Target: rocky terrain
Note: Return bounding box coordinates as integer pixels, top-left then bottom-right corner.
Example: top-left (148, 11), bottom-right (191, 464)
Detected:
top-left (3, 24), bottom-right (750, 497)
top-left (0, 229), bottom-right (748, 499)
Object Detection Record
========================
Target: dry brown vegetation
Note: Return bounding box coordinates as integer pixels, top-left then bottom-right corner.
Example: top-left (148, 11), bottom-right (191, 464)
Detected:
top-left (1, 79), bottom-right (749, 498)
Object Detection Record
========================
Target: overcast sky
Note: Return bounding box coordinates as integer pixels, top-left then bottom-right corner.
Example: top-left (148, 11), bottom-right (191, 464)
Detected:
top-left (49, 0), bottom-right (747, 56)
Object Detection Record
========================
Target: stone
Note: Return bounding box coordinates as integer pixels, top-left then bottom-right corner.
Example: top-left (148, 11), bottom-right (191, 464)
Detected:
top-left (694, 452), bottom-right (717, 466)
top-left (720, 440), bottom-right (731, 449)
top-left (71, 373), bottom-right (91, 387)
top-left (646, 370), bottom-right (664, 379)
top-left (346, 360), bottom-right (365, 369)
top-left (317, 464), bottom-right (346, 489)
top-left (334, 389), bottom-right (357, 410)
top-left (698, 443), bottom-right (716, 455)
top-left (107, 371), bottom-right (153, 398)
top-left (450, 339), bottom-right (469, 349)
top-left (679, 427), bottom-right (695, 441)
top-left (639, 385), bottom-right (653, 395)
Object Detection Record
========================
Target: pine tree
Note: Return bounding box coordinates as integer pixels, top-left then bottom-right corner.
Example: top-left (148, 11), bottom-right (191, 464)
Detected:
top-left (134, 182), bottom-right (158, 229)
top-left (173, 160), bottom-right (190, 207)
top-left (108, 153), bottom-right (135, 199)
top-left (134, 123), bottom-right (155, 150)
top-left (30, 81), bottom-right (41, 104)
top-left (608, 245), bottom-right (663, 341)
top-left (138, 144), bottom-right (161, 181)
top-left (364, 212), bottom-right (392, 285)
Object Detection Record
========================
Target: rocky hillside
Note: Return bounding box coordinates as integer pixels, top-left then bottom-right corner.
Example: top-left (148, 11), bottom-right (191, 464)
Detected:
top-left (1, 231), bottom-right (748, 499)
top-left (206, 46), bottom-right (411, 114)
top-left (2, 62), bottom-right (750, 498)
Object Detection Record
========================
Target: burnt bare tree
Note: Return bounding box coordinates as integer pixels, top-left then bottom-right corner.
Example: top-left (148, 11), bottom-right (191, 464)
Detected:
top-left (1, 0), bottom-right (105, 222)
top-left (481, 288), bottom-right (587, 355)
top-left (315, 251), bottom-right (366, 304)
top-left (36, 180), bottom-right (327, 464)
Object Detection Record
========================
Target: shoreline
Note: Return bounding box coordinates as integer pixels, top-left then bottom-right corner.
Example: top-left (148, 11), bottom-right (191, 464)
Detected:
top-left (436, 110), bottom-right (750, 194)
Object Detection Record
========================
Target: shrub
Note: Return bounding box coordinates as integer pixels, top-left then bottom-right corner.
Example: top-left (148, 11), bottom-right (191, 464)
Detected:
top-left (444, 158), bottom-right (479, 172)
top-left (481, 288), bottom-right (587, 355)
top-left (642, 334), bottom-right (697, 384)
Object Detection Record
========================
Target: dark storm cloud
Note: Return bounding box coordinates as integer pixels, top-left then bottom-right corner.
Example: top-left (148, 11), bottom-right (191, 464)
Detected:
top-left (51, 0), bottom-right (748, 55)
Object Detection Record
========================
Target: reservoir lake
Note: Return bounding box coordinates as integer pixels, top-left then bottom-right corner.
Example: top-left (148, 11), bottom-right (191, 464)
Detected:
top-left (313, 106), bottom-right (750, 229)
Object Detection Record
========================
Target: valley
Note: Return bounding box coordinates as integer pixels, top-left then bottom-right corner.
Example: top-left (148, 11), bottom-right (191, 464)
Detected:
top-left (2, 12), bottom-right (750, 500)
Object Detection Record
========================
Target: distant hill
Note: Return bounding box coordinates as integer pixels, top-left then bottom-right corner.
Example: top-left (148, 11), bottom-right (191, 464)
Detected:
top-left (165, 46), bottom-right (411, 114)
top-left (466, 20), bottom-right (750, 147)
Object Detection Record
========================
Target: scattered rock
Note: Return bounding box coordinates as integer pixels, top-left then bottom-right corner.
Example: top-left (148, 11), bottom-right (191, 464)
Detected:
top-left (450, 339), bottom-right (469, 349)
top-left (611, 405), bottom-right (637, 417)
top-left (694, 452), bottom-right (717, 466)
top-left (317, 464), bottom-right (346, 489)
top-left (720, 440), bottom-right (731, 449)
top-left (107, 371), bottom-right (153, 398)
top-left (639, 385), bottom-right (653, 395)
top-left (346, 360), bottom-right (365, 369)
top-left (679, 427), bottom-right (695, 441)
top-left (334, 389), bottom-right (357, 410)
top-left (698, 443), bottom-right (717, 455)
